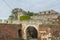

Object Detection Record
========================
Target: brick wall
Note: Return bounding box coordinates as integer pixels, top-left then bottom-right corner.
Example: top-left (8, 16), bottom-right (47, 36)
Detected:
top-left (0, 24), bottom-right (22, 40)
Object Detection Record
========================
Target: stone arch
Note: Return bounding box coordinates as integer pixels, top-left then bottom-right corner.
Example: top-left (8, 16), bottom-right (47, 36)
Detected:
top-left (25, 25), bottom-right (38, 39)
top-left (24, 25), bottom-right (38, 33)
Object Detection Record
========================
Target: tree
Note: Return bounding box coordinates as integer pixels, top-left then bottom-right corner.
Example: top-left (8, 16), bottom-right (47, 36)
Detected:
top-left (27, 11), bottom-right (34, 16)
top-left (12, 8), bottom-right (22, 14)
top-left (11, 8), bottom-right (22, 20)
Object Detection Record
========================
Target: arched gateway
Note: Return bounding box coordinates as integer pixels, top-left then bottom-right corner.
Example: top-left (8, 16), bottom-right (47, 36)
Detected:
top-left (22, 24), bottom-right (39, 40)
top-left (26, 26), bottom-right (38, 40)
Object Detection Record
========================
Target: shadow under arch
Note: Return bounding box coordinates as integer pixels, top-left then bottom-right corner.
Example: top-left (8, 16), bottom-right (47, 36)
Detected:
top-left (18, 29), bottom-right (22, 38)
top-left (26, 26), bottom-right (38, 39)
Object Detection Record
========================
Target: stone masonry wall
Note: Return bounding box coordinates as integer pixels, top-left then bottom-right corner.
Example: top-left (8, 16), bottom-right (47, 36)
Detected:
top-left (0, 24), bottom-right (60, 40)
top-left (38, 25), bottom-right (60, 40)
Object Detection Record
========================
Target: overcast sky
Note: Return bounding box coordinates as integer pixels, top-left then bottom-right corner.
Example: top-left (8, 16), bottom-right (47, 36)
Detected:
top-left (0, 0), bottom-right (60, 19)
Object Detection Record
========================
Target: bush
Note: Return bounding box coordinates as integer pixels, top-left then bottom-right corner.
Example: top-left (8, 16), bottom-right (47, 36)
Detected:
top-left (20, 16), bottom-right (31, 21)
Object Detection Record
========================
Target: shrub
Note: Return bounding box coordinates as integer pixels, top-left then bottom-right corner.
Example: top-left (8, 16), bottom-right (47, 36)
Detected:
top-left (20, 16), bottom-right (31, 21)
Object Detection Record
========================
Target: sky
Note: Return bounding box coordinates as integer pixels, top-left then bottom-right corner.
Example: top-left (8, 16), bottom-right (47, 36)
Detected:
top-left (0, 0), bottom-right (60, 19)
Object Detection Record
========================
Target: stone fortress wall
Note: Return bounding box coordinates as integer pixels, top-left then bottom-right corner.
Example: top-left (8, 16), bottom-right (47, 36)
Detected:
top-left (0, 24), bottom-right (60, 40)
top-left (6, 10), bottom-right (60, 25)
top-left (0, 10), bottom-right (60, 24)
top-left (0, 9), bottom-right (60, 40)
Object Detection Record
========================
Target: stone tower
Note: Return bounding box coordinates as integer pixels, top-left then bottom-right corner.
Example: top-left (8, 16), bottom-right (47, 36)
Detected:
top-left (17, 9), bottom-right (23, 21)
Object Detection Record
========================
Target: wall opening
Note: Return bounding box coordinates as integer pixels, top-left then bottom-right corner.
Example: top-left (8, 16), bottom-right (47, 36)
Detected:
top-left (26, 26), bottom-right (38, 39)
top-left (18, 29), bottom-right (22, 38)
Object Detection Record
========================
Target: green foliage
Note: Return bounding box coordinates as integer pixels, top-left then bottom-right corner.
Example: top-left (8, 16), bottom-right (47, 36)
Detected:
top-left (12, 8), bottom-right (18, 14)
top-left (20, 16), bottom-right (31, 21)
top-left (25, 11), bottom-right (34, 16)
top-left (12, 8), bottom-right (22, 14)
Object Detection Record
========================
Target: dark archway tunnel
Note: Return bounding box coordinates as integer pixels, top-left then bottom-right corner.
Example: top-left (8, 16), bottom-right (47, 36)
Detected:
top-left (26, 26), bottom-right (38, 39)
